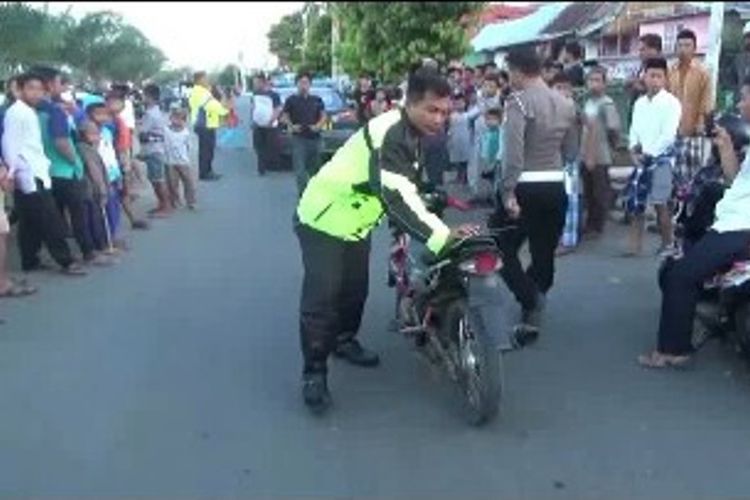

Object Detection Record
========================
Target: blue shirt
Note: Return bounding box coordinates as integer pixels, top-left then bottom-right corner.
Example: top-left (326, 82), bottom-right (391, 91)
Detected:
top-left (38, 99), bottom-right (72, 140)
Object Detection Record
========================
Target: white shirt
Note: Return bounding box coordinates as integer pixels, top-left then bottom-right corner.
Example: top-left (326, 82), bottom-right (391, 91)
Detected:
top-left (98, 127), bottom-right (120, 183)
top-left (629, 88), bottom-right (682, 157)
top-left (1, 100), bottom-right (51, 193)
top-left (164, 126), bottom-right (191, 166)
top-left (713, 155), bottom-right (750, 233)
top-left (447, 111), bottom-right (472, 163)
top-left (120, 99), bottom-right (136, 130)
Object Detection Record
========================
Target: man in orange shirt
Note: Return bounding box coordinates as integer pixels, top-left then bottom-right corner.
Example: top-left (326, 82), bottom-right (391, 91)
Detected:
top-left (668, 29), bottom-right (712, 180)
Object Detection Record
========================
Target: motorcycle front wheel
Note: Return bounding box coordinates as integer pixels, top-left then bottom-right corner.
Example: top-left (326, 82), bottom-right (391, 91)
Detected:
top-left (442, 299), bottom-right (503, 426)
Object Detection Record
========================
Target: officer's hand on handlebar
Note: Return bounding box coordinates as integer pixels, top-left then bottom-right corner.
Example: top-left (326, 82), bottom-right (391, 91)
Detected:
top-left (450, 223), bottom-right (482, 240)
top-left (504, 195), bottom-right (521, 219)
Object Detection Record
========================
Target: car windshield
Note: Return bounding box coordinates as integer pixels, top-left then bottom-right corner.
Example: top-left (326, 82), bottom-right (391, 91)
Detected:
top-left (275, 87), bottom-right (344, 113)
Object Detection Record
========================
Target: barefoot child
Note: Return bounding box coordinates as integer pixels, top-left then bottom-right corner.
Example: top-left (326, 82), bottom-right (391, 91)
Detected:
top-left (77, 120), bottom-right (118, 258)
top-left (105, 91), bottom-right (149, 231)
top-left (165, 108), bottom-right (197, 210)
top-left (0, 160), bottom-right (37, 297)
top-left (87, 102), bottom-right (126, 250)
top-left (625, 57), bottom-right (682, 257)
top-left (138, 84), bottom-right (171, 218)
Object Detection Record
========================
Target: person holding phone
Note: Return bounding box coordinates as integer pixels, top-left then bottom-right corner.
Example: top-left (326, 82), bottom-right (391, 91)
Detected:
top-left (282, 72), bottom-right (327, 196)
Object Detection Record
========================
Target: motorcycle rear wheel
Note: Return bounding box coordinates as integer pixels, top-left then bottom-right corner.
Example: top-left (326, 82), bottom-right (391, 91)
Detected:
top-left (733, 302), bottom-right (750, 359)
top-left (443, 300), bottom-right (503, 426)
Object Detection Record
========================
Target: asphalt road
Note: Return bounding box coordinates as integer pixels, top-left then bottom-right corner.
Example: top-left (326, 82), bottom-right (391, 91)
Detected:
top-left (2, 117), bottom-right (750, 498)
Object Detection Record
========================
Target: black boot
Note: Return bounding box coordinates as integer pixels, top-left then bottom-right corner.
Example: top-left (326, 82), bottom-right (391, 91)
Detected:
top-left (302, 371), bottom-right (331, 414)
top-left (333, 338), bottom-right (380, 367)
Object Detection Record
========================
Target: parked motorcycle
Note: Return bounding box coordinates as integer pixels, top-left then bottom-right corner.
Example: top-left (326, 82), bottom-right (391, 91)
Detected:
top-left (387, 189), bottom-right (508, 425)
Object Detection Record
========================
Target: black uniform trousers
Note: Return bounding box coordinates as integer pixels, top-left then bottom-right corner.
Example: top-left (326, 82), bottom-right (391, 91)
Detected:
top-left (296, 223), bottom-right (370, 374)
top-left (196, 127), bottom-right (217, 179)
top-left (489, 181), bottom-right (567, 311)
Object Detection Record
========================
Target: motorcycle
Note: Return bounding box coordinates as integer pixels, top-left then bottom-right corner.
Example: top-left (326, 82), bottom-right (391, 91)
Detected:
top-left (387, 189), bottom-right (509, 426)
top-left (665, 171), bottom-right (750, 356)
top-left (661, 113), bottom-right (750, 357)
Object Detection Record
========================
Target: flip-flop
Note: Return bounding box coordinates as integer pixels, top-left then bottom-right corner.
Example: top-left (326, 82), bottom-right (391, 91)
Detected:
top-left (620, 250), bottom-right (642, 258)
top-left (637, 351), bottom-right (692, 370)
top-left (0, 282), bottom-right (37, 298)
top-left (511, 324), bottom-right (540, 349)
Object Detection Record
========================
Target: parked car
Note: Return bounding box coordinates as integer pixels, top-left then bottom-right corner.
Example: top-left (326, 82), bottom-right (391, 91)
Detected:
top-left (273, 86), bottom-right (358, 170)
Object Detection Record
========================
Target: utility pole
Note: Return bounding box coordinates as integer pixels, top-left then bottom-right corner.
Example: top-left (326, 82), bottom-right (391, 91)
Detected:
top-left (706, 2), bottom-right (725, 107)
top-left (330, 2), bottom-right (341, 80)
top-left (302, 3), bottom-right (310, 67)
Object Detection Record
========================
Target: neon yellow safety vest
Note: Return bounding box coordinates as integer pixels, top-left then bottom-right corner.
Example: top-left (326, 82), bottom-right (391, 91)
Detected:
top-left (296, 109), bottom-right (450, 255)
top-left (188, 85), bottom-right (228, 130)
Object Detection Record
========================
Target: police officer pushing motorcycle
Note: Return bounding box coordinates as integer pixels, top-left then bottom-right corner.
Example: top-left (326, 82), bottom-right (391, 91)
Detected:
top-left (294, 67), bottom-right (478, 413)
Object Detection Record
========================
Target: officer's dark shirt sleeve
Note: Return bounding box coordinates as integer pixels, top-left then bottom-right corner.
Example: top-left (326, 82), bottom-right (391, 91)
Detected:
top-left (378, 124), bottom-right (450, 254)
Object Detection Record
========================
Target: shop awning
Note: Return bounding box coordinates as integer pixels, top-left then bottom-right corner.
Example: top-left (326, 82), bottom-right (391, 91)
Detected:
top-left (471, 2), bottom-right (570, 52)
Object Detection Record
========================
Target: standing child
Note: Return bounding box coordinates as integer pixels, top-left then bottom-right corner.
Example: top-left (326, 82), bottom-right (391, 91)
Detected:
top-left (105, 91), bottom-right (149, 230)
top-left (551, 73), bottom-right (582, 256)
top-left (581, 66), bottom-right (621, 239)
top-left (87, 102), bottom-right (125, 250)
top-left (625, 57), bottom-right (682, 257)
top-left (76, 120), bottom-right (117, 258)
top-left (165, 108), bottom-right (197, 210)
top-left (0, 160), bottom-right (37, 297)
top-left (478, 107), bottom-right (504, 206)
top-left (139, 84), bottom-right (171, 218)
top-left (447, 91), bottom-right (472, 185)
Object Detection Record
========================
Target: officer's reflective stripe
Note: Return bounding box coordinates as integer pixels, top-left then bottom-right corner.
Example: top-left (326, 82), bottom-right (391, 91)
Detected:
top-left (381, 169), bottom-right (450, 244)
top-left (518, 171), bottom-right (565, 182)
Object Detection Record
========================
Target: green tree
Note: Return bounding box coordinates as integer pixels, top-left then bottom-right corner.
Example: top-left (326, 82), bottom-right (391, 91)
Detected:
top-left (61, 11), bottom-right (165, 82)
top-left (335, 2), bottom-right (483, 82)
top-left (268, 10), bottom-right (304, 70)
top-left (267, 2), bottom-right (332, 75)
top-left (217, 64), bottom-right (240, 87)
top-left (0, 2), bottom-right (71, 74)
top-left (152, 66), bottom-right (194, 85)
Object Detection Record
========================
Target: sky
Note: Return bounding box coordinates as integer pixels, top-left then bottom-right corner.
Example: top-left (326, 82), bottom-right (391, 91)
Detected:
top-left (35, 1), bottom-right (304, 71)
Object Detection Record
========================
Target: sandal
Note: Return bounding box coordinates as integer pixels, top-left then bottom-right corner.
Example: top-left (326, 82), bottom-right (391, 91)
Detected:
top-left (620, 250), bottom-right (642, 258)
top-left (0, 282), bottom-right (37, 298)
top-left (637, 350), bottom-right (692, 370)
top-left (61, 263), bottom-right (87, 277)
top-left (511, 324), bottom-right (540, 349)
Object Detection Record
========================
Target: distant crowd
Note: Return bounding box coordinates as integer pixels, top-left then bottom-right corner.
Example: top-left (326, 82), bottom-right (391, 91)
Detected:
top-left (0, 66), bottom-right (234, 305)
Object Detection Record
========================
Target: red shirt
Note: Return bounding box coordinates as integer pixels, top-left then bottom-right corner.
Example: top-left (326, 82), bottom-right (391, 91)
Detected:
top-left (114, 115), bottom-right (132, 152)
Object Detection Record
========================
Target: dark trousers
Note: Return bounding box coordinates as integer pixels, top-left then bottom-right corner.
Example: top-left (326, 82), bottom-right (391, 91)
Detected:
top-left (658, 230), bottom-right (750, 355)
top-left (196, 127), bottom-right (217, 179)
top-left (291, 136), bottom-right (322, 195)
top-left (296, 223), bottom-right (370, 374)
top-left (490, 182), bottom-right (567, 310)
top-left (253, 127), bottom-right (280, 174)
top-left (15, 181), bottom-right (74, 271)
top-left (84, 199), bottom-right (108, 251)
top-left (582, 164), bottom-right (612, 234)
top-left (51, 177), bottom-right (93, 259)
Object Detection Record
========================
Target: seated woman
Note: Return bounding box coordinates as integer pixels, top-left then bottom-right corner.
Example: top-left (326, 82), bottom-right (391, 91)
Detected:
top-left (639, 78), bottom-right (750, 368)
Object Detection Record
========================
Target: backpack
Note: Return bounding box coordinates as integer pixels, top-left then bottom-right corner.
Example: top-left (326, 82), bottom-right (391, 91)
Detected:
top-left (193, 96), bottom-right (211, 131)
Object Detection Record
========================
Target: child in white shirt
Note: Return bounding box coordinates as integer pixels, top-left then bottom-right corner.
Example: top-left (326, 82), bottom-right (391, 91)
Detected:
top-left (165, 108), bottom-right (196, 210)
top-left (447, 92), bottom-right (472, 184)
